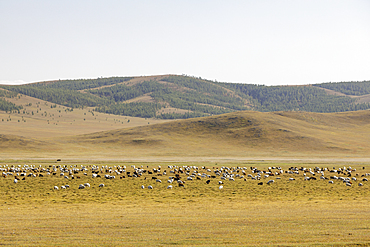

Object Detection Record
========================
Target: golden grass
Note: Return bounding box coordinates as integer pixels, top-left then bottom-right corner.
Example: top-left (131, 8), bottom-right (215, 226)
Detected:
top-left (1, 162), bottom-right (370, 246)
top-left (1, 94), bottom-right (171, 140)
top-left (1, 108), bottom-right (370, 161)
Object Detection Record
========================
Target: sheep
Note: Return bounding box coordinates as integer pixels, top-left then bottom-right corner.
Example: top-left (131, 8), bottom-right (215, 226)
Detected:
top-left (218, 181), bottom-right (223, 184)
top-left (78, 184), bottom-right (85, 189)
top-left (206, 180), bottom-right (211, 184)
top-left (84, 183), bottom-right (90, 187)
top-left (99, 184), bottom-right (104, 187)
top-left (156, 179), bottom-right (162, 183)
top-left (167, 185), bottom-right (173, 189)
top-left (61, 186), bottom-right (66, 189)
top-left (148, 185), bottom-right (153, 189)
top-left (329, 180), bottom-right (334, 184)
top-left (54, 186), bottom-right (59, 190)
top-left (359, 183), bottom-right (363, 186)
top-left (258, 182), bottom-right (263, 185)
top-left (14, 179), bottom-right (18, 183)
top-left (141, 185), bottom-right (145, 189)
top-left (65, 185), bottom-right (70, 188)
top-left (219, 185), bottom-right (223, 190)
top-left (267, 180), bottom-right (274, 185)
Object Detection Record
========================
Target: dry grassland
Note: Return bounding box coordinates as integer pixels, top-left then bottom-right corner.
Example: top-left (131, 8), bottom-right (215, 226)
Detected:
top-left (1, 94), bottom-right (171, 140)
top-left (1, 103), bottom-right (370, 245)
top-left (1, 162), bottom-right (369, 246)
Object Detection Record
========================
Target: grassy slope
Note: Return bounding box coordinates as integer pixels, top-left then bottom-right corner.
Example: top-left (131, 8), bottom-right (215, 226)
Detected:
top-left (0, 94), bottom-right (171, 140)
top-left (1, 105), bottom-right (370, 160)
top-left (68, 110), bottom-right (370, 158)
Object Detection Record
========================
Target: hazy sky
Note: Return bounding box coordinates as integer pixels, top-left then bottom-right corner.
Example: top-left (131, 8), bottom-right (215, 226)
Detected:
top-left (1, 0), bottom-right (370, 86)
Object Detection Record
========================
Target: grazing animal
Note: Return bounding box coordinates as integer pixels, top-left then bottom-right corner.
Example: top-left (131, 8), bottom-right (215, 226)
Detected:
top-left (206, 180), bottom-right (210, 184)
top-left (258, 182), bottom-right (263, 185)
top-left (167, 185), bottom-right (173, 189)
top-left (267, 180), bottom-right (274, 185)
top-left (78, 184), bottom-right (85, 189)
top-left (148, 185), bottom-right (153, 189)
top-left (141, 185), bottom-right (145, 189)
top-left (99, 184), bottom-right (104, 187)
top-left (219, 185), bottom-right (223, 190)
top-left (54, 186), bottom-right (59, 190)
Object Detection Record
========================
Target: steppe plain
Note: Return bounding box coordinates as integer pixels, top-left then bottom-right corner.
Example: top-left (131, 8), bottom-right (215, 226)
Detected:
top-left (1, 94), bottom-right (370, 246)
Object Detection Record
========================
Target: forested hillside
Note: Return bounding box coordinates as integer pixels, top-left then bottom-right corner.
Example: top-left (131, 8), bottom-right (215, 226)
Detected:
top-left (315, 81), bottom-right (370, 96)
top-left (1, 75), bottom-right (370, 119)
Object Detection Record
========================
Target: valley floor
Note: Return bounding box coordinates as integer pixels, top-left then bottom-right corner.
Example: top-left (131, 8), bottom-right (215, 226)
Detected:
top-left (1, 160), bottom-right (370, 246)
top-left (2, 200), bottom-right (370, 246)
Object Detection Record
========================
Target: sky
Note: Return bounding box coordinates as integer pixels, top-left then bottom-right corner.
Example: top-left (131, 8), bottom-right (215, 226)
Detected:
top-left (1, 0), bottom-right (370, 86)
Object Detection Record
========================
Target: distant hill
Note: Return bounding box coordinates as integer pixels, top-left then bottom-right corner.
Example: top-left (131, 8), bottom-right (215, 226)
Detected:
top-left (1, 75), bottom-right (370, 119)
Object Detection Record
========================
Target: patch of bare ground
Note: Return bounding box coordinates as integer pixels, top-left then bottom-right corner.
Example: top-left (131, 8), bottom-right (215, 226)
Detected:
top-left (124, 93), bottom-right (155, 103)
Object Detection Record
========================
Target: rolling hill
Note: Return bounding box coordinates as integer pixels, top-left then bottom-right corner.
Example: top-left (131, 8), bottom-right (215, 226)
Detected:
top-left (1, 75), bottom-right (370, 120)
top-left (1, 75), bottom-right (370, 161)
top-left (1, 109), bottom-right (370, 161)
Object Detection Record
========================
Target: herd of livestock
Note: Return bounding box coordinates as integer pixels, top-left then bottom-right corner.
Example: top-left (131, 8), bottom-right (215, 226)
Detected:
top-left (1, 163), bottom-right (369, 191)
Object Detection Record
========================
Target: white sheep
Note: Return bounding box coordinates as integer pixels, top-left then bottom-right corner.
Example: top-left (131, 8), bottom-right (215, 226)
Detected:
top-left (219, 185), bottom-right (223, 190)
top-left (141, 185), bottom-right (145, 189)
top-left (167, 185), bottom-right (173, 189)
top-left (99, 183), bottom-right (104, 187)
top-left (84, 183), bottom-right (90, 187)
top-left (148, 185), bottom-right (153, 189)
top-left (78, 184), bottom-right (85, 189)
top-left (54, 186), bottom-right (59, 190)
